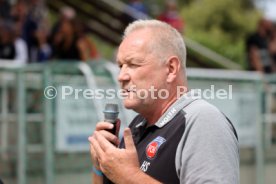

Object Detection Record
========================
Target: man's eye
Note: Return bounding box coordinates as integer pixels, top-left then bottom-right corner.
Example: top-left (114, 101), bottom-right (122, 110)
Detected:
top-left (129, 64), bottom-right (138, 68)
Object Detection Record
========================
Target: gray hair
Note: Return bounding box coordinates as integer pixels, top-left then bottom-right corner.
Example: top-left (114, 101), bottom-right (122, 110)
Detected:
top-left (123, 19), bottom-right (186, 68)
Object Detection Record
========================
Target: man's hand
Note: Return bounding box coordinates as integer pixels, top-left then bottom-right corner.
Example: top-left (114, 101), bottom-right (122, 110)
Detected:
top-left (90, 128), bottom-right (141, 183)
top-left (88, 121), bottom-right (120, 170)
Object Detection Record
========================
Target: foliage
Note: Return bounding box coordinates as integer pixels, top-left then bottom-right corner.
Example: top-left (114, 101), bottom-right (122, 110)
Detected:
top-left (181, 0), bottom-right (262, 67)
top-left (91, 35), bottom-right (116, 61)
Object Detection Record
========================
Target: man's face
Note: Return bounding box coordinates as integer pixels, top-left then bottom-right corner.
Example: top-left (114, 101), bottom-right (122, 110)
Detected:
top-left (116, 29), bottom-right (168, 112)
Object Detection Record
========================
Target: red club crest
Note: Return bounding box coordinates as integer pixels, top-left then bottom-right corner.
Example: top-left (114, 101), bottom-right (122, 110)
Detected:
top-left (145, 136), bottom-right (166, 160)
top-left (146, 141), bottom-right (158, 159)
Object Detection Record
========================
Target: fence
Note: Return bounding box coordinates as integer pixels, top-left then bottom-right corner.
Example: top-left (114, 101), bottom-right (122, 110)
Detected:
top-left (0, 61), bottom-right (276, 184)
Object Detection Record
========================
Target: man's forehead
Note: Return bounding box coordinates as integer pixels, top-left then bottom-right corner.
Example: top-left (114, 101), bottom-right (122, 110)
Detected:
top-left (119, 39), bottom-right (144, 55)
top-left (116, 47), bottom-right (144, 64)
top-left (122, 28), bottom-right (154, 46)
top-left (117, 34), bottom-right (149, 59)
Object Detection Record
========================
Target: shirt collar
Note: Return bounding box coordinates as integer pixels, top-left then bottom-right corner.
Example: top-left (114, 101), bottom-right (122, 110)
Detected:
top-left (155, 91), bottom-right (200, 128)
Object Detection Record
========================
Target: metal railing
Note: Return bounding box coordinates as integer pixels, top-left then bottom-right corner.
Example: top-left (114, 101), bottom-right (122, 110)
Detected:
top-left (0, 60), bottom-right (134, 184)
top-left (1, 60), bottom-right (276, 184)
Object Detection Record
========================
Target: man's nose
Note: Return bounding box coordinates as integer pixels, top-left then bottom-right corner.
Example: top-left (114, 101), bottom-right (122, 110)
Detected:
top-left (118, 65), bottom-right (130, 82)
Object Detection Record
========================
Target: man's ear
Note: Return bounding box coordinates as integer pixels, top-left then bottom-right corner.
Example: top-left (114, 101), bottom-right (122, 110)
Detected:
top-left (166, 56), bottom-right (181, 83)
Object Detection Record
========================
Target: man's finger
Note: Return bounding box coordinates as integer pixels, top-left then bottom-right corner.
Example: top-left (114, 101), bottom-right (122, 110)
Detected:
top-left (96, 122), bottom-right (114, 131)
top-left (88, 136), bottom-right (97, 156)
top-left (123, 128), bottom-right (136, 150)
top-left (90, 135), bottom-right (105, 160)
top-left (94, 131), bottom-right (115, 152)
top-left (99, 130), bottom-right (119, 145)
top-left (90, 143), bottom-right (98, 159)
top-left (89, 144), bottom-right (100, 168)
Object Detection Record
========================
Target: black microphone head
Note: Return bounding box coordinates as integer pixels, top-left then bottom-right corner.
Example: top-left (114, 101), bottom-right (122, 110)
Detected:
top-left (103, 103), bottom-right (119, 123)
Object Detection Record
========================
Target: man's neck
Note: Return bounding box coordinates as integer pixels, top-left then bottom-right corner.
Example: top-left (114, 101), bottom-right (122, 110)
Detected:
top-left (143, 95), bottom-right (178, 125)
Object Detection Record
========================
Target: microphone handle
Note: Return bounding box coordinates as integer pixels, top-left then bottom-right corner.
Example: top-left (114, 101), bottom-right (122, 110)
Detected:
top-left (105, 119), bottom-right (117, 135)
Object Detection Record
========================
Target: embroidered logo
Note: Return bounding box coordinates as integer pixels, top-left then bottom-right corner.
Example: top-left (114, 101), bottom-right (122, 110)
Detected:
top-left (146, 136), bottom-right (166, 160)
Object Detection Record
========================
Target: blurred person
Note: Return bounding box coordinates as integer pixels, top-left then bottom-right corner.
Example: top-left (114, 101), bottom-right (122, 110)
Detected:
top-left (52, 19), bottom-right (94, 61)
top-left (0, 21), bottom-right (16, 60)
top-left (123, 0), bottom-right (148, 23)
top-left (0, 0), bottom-right (11, 21)
top-left (128, 0), bottom-right (148, 15)
top-left (49, 6), bottom-right (76, 45)
top-left (32, 23), bottom-right (52, 62)
top-left (269, 25), bottom-right (276, 72)
top-left (14, 21), bottom-right (28, 64)
top-left (0, 21), bottom-right (28, 64)
top-left (75, 21), bottom-right (99, 61)
top-left (158, 0), bottom-right (184, 33)
top-left (11, 0), bottom-right (38, 62)
top-left (88, 20), bottom-right (239, 184)
top-left (246, 18), bottom-right (274, 73)
top-left (27, 0), bottom-right (48, 22)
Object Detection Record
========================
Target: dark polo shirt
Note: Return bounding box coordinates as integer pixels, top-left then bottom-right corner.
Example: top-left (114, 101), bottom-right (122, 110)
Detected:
top-left (103, 92), bottom-right (239, 184)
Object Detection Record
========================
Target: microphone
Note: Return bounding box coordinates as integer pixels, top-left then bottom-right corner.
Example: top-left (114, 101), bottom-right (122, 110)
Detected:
top-left (103, 103), bottom-right (119, 135)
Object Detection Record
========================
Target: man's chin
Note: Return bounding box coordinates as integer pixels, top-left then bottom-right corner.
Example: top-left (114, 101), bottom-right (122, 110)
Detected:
top-left (123, 100), bottom-right (140, 110)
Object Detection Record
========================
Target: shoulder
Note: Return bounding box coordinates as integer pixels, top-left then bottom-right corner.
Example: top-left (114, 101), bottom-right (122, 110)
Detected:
top-left (183, 99), bottom-right (225, 120)
top-left (15, 39), bottom-right (27, 49)
top-left (176, 100), bottom-right (239, 183)
top-left (182, 99), bottom-right (237, 142)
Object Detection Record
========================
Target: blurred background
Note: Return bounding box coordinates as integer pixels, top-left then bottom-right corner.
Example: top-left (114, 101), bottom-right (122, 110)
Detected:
top-left (0, 0), bottom-right (276, 184)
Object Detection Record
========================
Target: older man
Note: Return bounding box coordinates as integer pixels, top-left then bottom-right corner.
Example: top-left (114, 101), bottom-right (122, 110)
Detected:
top-left (89, 20), bottom-right (239, 184)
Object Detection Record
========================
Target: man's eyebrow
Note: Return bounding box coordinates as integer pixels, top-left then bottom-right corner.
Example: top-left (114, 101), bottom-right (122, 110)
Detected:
top-left (125, 57), bottom-right (144, 63)
top-left (116, 57), bottom-right (131, 64)
top-left (123, 57), bottom-right (133, 62)
top-left (117, 57), bottom-right (143, 65)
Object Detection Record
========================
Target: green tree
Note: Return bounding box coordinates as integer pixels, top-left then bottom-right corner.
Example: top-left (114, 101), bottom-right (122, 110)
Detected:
top-left (181, 0), bottom-right (261, 67)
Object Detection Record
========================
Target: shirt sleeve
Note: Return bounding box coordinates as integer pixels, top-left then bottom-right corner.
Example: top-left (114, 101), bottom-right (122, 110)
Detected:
top-left (175, 100), bottom-right (239, 184)
top-left (14, 38), bottom-right (28, 64)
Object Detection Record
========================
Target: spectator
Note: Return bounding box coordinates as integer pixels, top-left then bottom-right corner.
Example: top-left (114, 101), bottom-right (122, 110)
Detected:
top-left (14, 21), bottom-right (28, 64)
top-left (158, 0), bottom-right (184, 33)
top-left (27, 0), bottom-right (48, 22)
top-left (49, 6), bottom-right (76, 45)
top-left (33, 23), bottom-right (52, 62)
top-left (11, 0), bottom-right (38, 62)
top-left (269, 25), bottom-right (276, 72)
top-left (0, 21), bottom-right (16, 60)
top-left (123, 0), bottom-right (148, 23)
top-left (128, 0), bottom-right (148, 15)
top-left (52, 20), bottom-right (86, 61)
top-left (0, 21), bottom-right (28, 64)
top-left (75, 21), bottom-right (99, 61)
top-left (246, 18), bottom-right (273, 73)
top-left (0, 0), bottom-right (11, 21)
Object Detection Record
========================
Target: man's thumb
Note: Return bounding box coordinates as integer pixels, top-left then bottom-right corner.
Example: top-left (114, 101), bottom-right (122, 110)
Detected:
top-left (124, 128), bottom-right (135, 150)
